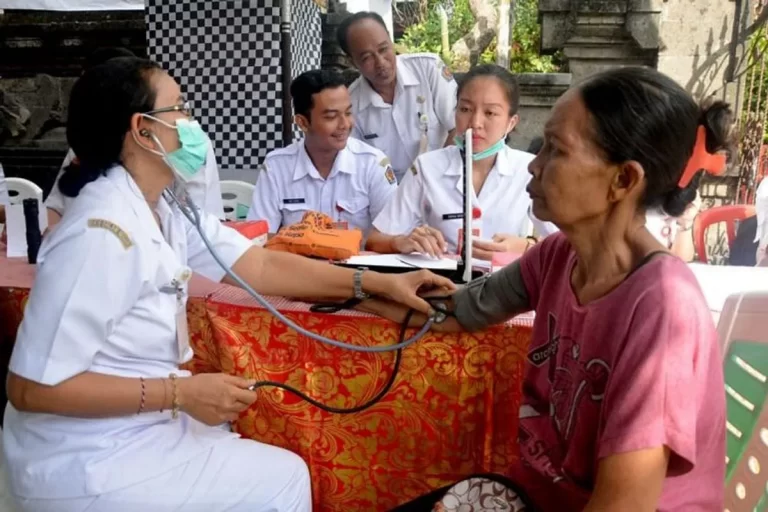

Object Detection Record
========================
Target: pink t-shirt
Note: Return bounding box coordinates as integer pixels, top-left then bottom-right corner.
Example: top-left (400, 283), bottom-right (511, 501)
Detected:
top-left (516, 233), bottom-right (725, 511)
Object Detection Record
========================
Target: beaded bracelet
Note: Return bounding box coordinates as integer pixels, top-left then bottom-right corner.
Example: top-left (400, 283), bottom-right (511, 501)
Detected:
top-left (169, 373), bottom-right (180, 419)
top-left (137, 376), bottom-right (146, 414)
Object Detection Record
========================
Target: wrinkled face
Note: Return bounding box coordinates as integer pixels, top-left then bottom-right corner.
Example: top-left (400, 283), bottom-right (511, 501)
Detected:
top-left (454, 76), bottom-right (517, 154)
top-left (527, 89), bottom-right (623, 228)
top-left (346, 18), bottom-right (397, 91)
top-left (297, 85), bottom-right (353, 151)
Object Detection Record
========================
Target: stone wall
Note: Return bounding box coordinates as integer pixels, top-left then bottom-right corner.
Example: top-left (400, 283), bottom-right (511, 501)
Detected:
top-left (508, 73), bottom-right (572, 151)
top-left (539, 0), bottom-right (747, 105)
top-left (0, 9), bottom-right (146, 194)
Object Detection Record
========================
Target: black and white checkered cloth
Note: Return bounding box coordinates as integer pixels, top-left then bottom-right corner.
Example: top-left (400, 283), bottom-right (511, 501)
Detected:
top-left (146, 0), bottom-right (321, 172)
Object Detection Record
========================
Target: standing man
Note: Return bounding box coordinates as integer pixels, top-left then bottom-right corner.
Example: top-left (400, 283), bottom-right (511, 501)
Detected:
top-left (247, 69), bottom-right (397, 237)
top-left (337, 12), bottom-right (458, 182)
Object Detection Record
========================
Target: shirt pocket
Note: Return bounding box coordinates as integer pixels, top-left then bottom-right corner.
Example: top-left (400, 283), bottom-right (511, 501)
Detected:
top-left (336, 197), bottom-right (371, 233)
top-left (280, 202), bottom-right (309, 227)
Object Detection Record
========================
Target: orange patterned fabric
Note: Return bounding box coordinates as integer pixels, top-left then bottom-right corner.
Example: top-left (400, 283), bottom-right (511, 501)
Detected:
top-left (0, 286), bottom-right (532, 511)
top-left (200, 296), bottom-right (530, 510)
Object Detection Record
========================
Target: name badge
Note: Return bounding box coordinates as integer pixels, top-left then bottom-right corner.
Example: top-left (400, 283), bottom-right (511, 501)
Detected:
top-left (283, 198), bottom-right (306, 204)
top-left (363, 133), bottom-right (379, 140)
top-left (162, 267), bottom-right (192, 363)
top-left (442, 213), bottom-right (464, 220)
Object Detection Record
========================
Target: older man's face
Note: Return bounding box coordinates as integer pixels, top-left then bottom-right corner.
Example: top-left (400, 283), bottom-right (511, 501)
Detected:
top-left (346, 18), bottom-right (397, 91)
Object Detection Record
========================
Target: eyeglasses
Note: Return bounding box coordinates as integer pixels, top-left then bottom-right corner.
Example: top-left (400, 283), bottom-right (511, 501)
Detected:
top-left (144, 100), bottom-right (193, 118)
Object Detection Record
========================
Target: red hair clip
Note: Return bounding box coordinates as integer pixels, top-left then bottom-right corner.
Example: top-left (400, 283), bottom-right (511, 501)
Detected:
top-left (678, 126), bottom-right (727, 188)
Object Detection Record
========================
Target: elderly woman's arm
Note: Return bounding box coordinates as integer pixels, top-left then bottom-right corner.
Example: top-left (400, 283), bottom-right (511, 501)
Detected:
top-left (357, 260), bottom-right (532, 331)
top-left (583, 448), bottom-right (670, 512)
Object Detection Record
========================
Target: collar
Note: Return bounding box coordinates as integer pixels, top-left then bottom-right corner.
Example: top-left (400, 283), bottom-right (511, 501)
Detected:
top-left (106, 165), bottom-right (167, 244)
top-left (356, 55), bottom-right (420, 111)
top-left (445, 144), bottom-right (514, 177)
top-left (292, 139), bottom-right (354, 181)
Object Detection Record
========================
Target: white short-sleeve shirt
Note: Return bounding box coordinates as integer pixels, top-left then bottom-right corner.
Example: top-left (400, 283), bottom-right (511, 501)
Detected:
top-left (247, 137), bottom-right (397, 236)
top-left (349, 53), bottom-right (457, 181)
top-left (45, 137), bottom-right (225, 220)
top-left (4, 165), bottom-right (251, 500)
top-left (373, 145), bottom-right (557, 253)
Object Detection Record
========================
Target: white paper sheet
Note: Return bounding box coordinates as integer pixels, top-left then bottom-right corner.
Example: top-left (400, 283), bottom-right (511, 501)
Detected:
top-left (6, 201), bottom-right (47, 259)
top-left (0, 0), bottom-right (143, 10)
top-left (345, 253), bottom-right (458, 271)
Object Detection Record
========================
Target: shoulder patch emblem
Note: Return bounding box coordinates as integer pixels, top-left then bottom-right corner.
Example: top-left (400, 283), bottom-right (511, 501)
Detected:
top-left (441, 65), bottom-right (454, 82)
top-left (385, 166), bottom-right (397, 185)
top-left (379, 157), bottom-right (391, 167)
top-left (87, 218), bottom-right (133, 249)
top-left (410, 165), bottom-right (418, 176)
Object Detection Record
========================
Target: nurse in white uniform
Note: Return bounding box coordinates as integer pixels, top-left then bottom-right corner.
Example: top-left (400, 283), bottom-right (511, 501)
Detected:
top-left (338, 12), bottom-right (457, 182)
top-left (247, 69), bottom-right (396, 236)
top-left (3, 57), bottom-right (455, 512)
top-left (367, 64), bottom-right (557, 260)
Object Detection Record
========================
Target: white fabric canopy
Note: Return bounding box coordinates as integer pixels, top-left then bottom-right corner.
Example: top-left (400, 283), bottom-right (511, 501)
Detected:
top-left (0, 0), bottom-right (143, 10)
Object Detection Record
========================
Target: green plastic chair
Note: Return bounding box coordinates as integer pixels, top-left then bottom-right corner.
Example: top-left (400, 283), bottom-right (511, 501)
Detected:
top-left (721, 292), bottom-right (768, 511)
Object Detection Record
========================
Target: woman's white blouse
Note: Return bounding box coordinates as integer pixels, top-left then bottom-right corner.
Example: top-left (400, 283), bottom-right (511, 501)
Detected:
top-left (372, 145), bottom-right (557, 253)
top-left (4, 166), bottom-right (252, 500)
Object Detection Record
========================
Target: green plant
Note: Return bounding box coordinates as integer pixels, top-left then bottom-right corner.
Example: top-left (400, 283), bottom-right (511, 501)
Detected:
top-left (396, 0), bottom-right (560, 73)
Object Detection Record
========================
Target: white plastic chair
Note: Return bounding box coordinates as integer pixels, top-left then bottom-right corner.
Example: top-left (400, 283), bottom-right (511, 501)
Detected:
top-left (5, 177), bottom-right (43, 205)
top-left (219, 180), bottom-right (255, 221)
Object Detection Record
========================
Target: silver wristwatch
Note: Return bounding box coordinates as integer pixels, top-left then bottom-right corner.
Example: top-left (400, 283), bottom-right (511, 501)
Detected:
top-left (353, 268), bottom-right (370, 300)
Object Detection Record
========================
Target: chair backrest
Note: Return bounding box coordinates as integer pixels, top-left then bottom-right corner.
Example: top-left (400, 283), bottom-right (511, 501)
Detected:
top-left (219, 180), bottom-right (254, 221)
top-left (693, 205), bottom-right (757, 263)
top-left (5, 177), bottom-right (43, 205)
top-left (718, 292), bottom-right (768, 510)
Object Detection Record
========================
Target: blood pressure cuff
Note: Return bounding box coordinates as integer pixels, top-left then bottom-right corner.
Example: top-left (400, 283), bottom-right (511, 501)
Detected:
top-left (265, 211), bottom-right (362, 261)
top-left (453, 261), bottom-right (531, 332)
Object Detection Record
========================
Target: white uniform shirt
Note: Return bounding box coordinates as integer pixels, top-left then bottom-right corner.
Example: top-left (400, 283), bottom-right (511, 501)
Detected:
top-left (45, 138), bottom-right (225, 219)
top-left (4, 165), bottom-right (252, 500)
top-left (373, 145), bottom-right (557, 253)
top-left (247, 137), bottom-right (397, 236)
top-left (349, 53), bottom-right (457, 181)
top-left (756, 178), bottom-right (768, 263)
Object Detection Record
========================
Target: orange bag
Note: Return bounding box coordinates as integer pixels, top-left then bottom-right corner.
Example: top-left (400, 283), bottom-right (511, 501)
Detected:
top-left (265, 211), bottom-right (362, 260)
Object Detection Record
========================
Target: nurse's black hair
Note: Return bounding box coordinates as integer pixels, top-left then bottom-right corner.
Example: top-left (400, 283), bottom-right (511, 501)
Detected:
top-left (457, 64), bottom-right (520, 116)
top-left (578, 67), bottom-right (735, 217)
top-left (83, 46), bottom-right (136, 73)
top-left (336, 11), bottom-right (390, 56)
top-left (59, 57), bottom-right (161, 197)
top-left (291, 69), bottom-right (348, 120)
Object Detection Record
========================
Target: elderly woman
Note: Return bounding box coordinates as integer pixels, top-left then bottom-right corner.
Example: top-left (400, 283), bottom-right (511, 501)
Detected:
top-left (365, 67), bottom-right (728, 511)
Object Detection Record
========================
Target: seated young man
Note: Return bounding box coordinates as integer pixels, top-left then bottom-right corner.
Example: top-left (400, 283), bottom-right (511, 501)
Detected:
top-left (247, 69), bottom-right (397, 238)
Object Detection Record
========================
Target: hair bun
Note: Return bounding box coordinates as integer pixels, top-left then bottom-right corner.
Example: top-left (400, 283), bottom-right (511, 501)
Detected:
top-left (699, 97), bottom-right (735, 163)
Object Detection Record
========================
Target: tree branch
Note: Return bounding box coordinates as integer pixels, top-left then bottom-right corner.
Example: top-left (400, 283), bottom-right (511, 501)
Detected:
top-left (450, 0), bottom-right (498, 70)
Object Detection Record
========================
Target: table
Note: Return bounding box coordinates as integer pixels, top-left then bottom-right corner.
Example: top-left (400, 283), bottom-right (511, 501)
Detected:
top-left (0, 252), bottom-right (533, 510)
